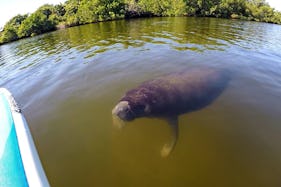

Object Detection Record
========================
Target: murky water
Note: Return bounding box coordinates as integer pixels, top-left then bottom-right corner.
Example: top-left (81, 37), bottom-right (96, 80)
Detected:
top-left (1, 17), bottom-right (281, 186)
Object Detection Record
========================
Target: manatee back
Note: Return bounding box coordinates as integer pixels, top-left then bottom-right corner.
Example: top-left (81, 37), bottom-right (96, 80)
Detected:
top-left (140, 68), bottom-right (230, 116)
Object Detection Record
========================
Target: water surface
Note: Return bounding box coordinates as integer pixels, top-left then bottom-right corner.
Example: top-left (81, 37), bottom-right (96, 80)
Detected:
top-left (1, 17), bottom-right (281, 187)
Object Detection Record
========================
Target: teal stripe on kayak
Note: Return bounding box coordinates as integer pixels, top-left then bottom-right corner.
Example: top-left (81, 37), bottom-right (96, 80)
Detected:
top-left (0, 94), bottom-right (28, 187)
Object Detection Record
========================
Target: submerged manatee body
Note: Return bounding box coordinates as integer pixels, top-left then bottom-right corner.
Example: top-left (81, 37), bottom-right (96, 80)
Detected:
top-left (112, 67), bottom-right (230, 157)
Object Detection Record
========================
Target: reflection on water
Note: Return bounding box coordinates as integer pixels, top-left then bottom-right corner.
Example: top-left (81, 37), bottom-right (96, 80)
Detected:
top-left (0, 17), bottom-right (281, 186)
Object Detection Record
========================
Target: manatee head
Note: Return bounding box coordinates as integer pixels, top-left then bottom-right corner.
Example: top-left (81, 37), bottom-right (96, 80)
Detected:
top-left (112, 101), bottom-right (135, 129)
top-left (112, 98), bottom-right (151, 129)
top-left (112, 101), bottom-right (135, 121)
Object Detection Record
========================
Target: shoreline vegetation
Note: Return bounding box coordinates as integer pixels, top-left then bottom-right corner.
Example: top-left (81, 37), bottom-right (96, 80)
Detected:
top-left (1, 0), bottom-right (281, 45)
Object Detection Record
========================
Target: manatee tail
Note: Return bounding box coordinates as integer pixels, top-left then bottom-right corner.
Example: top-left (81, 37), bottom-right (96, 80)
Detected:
top-left (161, 116), bottom-right (179, 157)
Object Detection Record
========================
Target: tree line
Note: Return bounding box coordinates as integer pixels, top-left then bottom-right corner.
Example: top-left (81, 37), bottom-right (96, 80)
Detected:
top-left (1, 0), bottom-right (281, 44)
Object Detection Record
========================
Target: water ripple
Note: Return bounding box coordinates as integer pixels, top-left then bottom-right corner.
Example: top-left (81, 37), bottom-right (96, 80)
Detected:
top-left (1, 17), bottom-right (281, 94)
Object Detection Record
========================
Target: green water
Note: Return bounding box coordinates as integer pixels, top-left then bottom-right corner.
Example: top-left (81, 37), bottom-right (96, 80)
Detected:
top-left (1, 17), bottom-right (281, 186)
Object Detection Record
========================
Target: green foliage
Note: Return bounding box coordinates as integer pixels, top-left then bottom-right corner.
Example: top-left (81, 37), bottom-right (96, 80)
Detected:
top-left (137, 0), bottom-right (185, 16)
top-left (125, 0), bottom-right (144, 17)
top-left (54, 4), bottom-right (66, 17)
top-left (64, 0), bottom-right (80, 26)
top-left (1, 0), bottom-right (281, 45)
top-left (1, 27), bottom-right (18, 43)
top-left (76, 0), bottom-right (125, 25)
top-left (245, 0), bottom-right (277, 23)
top-left (217, 0), bottom-right (247, 18)
top-left (0, 14), bottom-right (27, 43)
top-left (185, 0), bottom-right (221, 16)
top-left (63, 0), bottom-right (125, 26)
top-left (18, 5), bottom-right (57, 38)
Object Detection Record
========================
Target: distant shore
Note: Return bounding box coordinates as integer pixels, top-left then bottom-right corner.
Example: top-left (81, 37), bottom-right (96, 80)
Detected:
top-left (1, 0), bottom-right (281, 45)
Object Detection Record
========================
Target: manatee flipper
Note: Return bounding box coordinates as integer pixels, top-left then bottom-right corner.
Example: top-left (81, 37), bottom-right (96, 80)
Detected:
top-left (161, 116), bottom-right (179, 157)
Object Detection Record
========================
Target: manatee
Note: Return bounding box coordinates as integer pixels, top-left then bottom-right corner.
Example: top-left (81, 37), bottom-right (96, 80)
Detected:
top-left (112, 67), bottom-right (230, 157)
